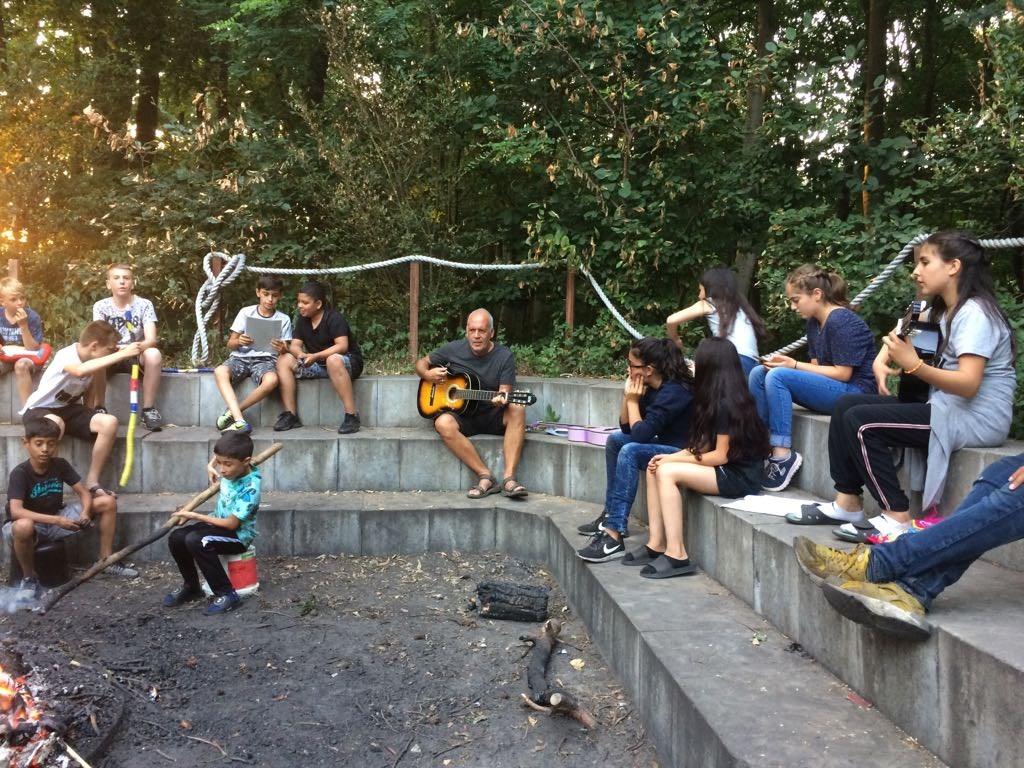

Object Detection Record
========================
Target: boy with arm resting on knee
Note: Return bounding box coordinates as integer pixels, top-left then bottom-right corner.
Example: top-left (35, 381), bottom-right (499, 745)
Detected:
top-left (0, 277), bottom-right (46, 406)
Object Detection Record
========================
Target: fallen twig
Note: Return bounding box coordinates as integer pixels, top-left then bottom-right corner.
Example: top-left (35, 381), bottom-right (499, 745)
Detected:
top-left (391, 735), bottom-right (415, 768)
top-left (185, 734), bottom-right (227, 757)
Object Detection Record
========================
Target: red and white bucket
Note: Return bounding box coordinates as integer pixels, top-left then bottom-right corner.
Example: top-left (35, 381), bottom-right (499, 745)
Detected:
top-left (200, 547), bottom-right (260, 597)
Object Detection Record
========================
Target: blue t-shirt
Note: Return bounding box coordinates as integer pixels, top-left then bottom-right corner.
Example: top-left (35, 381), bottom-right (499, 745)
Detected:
top-left (621, 380), bottom-right (694, 448)
top-left (0, 308), bottom-right (43, 346)
top-left (805, 307), bottom-right (876, 393)
top-left (213, 467), bottom-right (261, 547)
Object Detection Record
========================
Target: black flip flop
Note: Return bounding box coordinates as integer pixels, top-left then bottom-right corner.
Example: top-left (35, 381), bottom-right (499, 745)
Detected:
top-left (639, 554), bottom-right (696, 580)
top-left (785, 503), bottom-right (848, 525)
top-left (832, 518), bottom-right (877, 544)
top-left (622, 547), bottom-right (660, 566)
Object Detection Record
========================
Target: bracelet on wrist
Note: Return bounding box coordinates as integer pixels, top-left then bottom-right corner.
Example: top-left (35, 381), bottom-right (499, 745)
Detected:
top-left (904, 360), bottom-right (924, 375)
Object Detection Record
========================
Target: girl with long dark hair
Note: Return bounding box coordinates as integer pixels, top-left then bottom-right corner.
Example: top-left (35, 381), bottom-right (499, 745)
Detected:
top-left (576, 337), bottom-right (696, 563)
top-left (666, 266), bottom-right (767, 376)
top-left (788, 231), bottom-right (1017, 544)
top-left (624, 338), bottom-right (770, 578)
top-left (749, 264), bottom-right (878, 492)
top-left (274, 280), bottom-right (364, 434)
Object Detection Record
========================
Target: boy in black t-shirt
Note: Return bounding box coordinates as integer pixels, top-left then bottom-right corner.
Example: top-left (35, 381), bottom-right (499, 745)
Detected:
top-left (2, 419), bottom-right (136, 599)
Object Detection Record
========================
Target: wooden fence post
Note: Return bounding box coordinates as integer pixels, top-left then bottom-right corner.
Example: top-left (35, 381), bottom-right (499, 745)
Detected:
top-left (7, 259), bottom-right (18, 280)
top-left (409, 261), bottom-right (421, 361)
top-left (564, 266), bottom-right (575, 333)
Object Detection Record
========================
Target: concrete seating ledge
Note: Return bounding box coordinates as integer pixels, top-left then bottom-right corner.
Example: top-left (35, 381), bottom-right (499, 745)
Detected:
top-left (44, 491), bottom-right (943, 768)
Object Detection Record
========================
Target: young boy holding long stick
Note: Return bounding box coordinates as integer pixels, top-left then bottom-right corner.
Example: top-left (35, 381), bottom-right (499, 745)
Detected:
top-left (163, 432), bottom-right (260, 615)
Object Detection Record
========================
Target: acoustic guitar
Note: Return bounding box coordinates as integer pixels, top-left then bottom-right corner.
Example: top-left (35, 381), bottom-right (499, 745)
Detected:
top-left (417, 371), bottom-right (537, 418)
top-left (895, 300), bottom-right (941, 404)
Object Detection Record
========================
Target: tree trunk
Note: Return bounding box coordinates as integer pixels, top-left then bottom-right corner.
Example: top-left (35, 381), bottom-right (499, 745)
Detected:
top-left (129, 0), bottom-right (167, 164)
top-left (0, 9), bottom-right (7, 75)
top-left (919, 0), bottom-right (938, 122)
top-left (475, 581), bottom-right (550, 622)
top-left (734, 0), bottom-right (777, 294)
top-left (860, 0), bottom-right (890, 217)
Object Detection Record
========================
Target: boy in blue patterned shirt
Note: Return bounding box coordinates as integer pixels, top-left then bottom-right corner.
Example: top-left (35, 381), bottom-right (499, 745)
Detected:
top-left (163, 432), bottom-right (260, 615)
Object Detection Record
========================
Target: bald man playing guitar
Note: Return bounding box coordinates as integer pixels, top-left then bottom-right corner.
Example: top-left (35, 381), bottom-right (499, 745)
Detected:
top-left (415, 308), bottom-right (528, 500)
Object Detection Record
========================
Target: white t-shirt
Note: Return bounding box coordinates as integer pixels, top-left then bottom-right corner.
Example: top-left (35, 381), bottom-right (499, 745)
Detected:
top-left (20, 344), bottom-right (92, 414)
top-left (706, 302), bottom-right (759, 360)
top-left (229, 306), bottom-right (293, 359)
top-left (93, 296), bottom-right (157, 345)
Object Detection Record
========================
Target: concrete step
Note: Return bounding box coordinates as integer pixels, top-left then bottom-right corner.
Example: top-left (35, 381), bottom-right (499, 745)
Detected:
top-left (39, 491), bottom-right (943, 768)
top-left (684, 487), bottom-right (1024, 768)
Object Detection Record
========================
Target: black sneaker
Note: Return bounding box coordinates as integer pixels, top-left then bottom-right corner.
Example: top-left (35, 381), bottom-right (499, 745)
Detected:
top-left (163, 584), bottom-right (204, 608)
top-left (338, 412), bottom-right (361, 435)
top-left (577, 513), bottom-right (606, 536)
top-left (141, 407), bottom-right (163, 431)
top-left (273, 411), bottom-right (302, 432)
top-left (576, 532), bottom-right (626, 563)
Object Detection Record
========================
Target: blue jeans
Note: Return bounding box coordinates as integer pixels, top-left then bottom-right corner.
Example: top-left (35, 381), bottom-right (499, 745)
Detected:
top-left (747, 365), bottom-right (863, 449)
top-left (868, 453), bottom-right (1024, 608)
top-left (603, 430), bottom-right (679, 534)
top-left (739, 355), bottom-right (759, 378)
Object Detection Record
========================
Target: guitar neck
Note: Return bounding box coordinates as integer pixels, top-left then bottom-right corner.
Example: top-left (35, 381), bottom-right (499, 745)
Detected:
top-left (450, 388), bottom-right (502, 402)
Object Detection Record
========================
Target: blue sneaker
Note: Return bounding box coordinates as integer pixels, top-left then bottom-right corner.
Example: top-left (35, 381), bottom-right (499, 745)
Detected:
top-left (223, 419), bottom-right (252, 434)
top-left (762, 451), bottom-right (803, 492)
top-left (163, 584), bottom-right (203, 608)
top-left (204, 591), bottom-right (241, 615)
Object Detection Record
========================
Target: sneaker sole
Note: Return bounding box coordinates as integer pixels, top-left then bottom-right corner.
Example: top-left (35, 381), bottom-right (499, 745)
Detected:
top-left (576, 549), bottom-right (627, 563)
top-left (821, 582), bottom-right (931, 640)
top-left (761, 453), bottom-right (804, 492)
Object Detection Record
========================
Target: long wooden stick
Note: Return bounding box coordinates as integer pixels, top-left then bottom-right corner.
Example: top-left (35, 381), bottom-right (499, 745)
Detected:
top-left (41, 442), bottom-right (283, 613)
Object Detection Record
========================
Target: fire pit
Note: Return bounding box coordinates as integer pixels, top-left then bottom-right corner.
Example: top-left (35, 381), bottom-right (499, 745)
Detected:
top-left (0, 553), bottom-right (657, 767)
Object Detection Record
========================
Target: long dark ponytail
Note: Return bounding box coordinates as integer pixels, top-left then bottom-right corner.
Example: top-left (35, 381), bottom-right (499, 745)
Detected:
top-left (688, 338), bottom-right (770, 462)
top-left (924, 231), bottom-right (1016, 356)
top-left (630, 337), bottom-right (694, 389)
top-left (700, 266), bottom-right (767, 342)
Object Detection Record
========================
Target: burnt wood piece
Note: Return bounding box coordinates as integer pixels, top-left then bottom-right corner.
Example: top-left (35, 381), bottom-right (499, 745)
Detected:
top-left (476, 581), bottom-right (549, 622)
top-left (519, 620), bottom-right (597, 729)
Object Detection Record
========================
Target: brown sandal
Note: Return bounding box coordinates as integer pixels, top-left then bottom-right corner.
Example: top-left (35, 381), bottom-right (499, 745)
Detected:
top-left (502, 476), bottom-right (528, 499)
top-left (467, 473), bottom-right (500, 500)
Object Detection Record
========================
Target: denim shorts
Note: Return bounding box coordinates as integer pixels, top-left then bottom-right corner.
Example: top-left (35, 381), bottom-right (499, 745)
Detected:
top-left (295, 354), bottom-right (359, 380)
top-left (2, 500), bottom-right (84, 543)
top-left (222, 356), bottom-right (277, 386)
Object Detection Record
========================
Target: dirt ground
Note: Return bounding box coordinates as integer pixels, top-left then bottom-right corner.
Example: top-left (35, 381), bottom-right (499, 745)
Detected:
top-left (1, 552), bottom-right (659, 768)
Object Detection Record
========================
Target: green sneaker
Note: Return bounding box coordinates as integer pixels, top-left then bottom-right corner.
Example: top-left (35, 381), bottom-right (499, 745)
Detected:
top-left (793, 536), bottom-right (870, 586)
top-left (216, 410), bottom-right (234, 431)
top-left (822, 580), bottom-right (931, 640)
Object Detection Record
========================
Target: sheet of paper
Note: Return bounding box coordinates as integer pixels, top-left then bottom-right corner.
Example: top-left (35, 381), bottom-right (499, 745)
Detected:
top-left (723, 494), bottom-right (811, 518)
top-left (243, 315), bottom-right (283, 354)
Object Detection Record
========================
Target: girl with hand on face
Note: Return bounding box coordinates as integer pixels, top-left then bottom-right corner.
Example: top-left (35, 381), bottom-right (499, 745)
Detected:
top-left (576, 337), bottom-right (695, 563)
top-left (666, 266), bottom-right (767, 377)
top-left (791, 232), bottom-right (1016, 544)
top-left (750, 265), bottom-right (877, 493)
top-left (629, 338), bottom-right (770, 579)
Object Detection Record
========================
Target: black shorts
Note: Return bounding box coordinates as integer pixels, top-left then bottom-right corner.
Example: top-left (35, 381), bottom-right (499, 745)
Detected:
top-left (716, 459), bottom-right (763, 499)
top-left (108, 358), bottom-right (144, 376)
top-left (446, 406), bottom-right (506, 438)
top-left (24, 404), bottom-right (98, 441)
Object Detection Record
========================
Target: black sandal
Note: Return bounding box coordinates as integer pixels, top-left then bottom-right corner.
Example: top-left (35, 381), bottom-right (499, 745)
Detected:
top-left (785, 503), bottom-right (848, 526)
top-left (467, 473), bottom-right (499, 500)
top-left (639, 554), bottom-right (696, 580)
top-left (501, 476), bottom-right (528, 499)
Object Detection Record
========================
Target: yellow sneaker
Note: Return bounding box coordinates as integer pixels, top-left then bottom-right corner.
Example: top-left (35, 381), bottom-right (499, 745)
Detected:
top-left (822, 580), bottom-right (930, 640)
top-left (793, 536), bottom-right (870, 586)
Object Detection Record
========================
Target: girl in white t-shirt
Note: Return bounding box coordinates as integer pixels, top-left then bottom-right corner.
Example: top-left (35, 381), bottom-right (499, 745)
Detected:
top-left (666, 266), bottom-right (765, 376)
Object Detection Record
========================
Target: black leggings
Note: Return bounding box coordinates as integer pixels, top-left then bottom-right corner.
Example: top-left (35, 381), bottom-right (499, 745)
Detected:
top-left (168, 522), bottom-right (247, 596)
top-left (828, 394), bottom-right (931, 513)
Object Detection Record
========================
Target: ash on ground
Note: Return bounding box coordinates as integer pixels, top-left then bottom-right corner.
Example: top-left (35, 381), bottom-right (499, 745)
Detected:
top-left (1, 552), bottom-right (659, 767)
